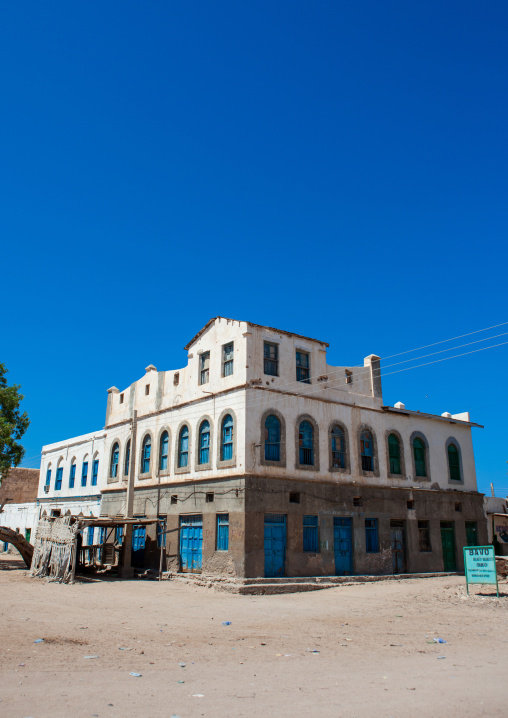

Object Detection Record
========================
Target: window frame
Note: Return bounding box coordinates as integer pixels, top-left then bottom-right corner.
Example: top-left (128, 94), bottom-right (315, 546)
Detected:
top-left (365, 518), bottom-right (379, 553)
top-left (159, 430), bottom-right (170, 473)
top-left (55, 464), bottom-right (63, 491)
top-left (303, 515), bottom-right (319, 553)
top-left (296, 350), bottom-right (310, 383)
top-left (199, 351), bottom-right (210, 385)
top-left (216, 409), bottom-right (237, 468)
top-left (358, 425), bottom-right (379, 477)
top-left (222, 342), bottom-right (234, 377)
top-left (260, 409), bottom-right (286, 467)
top-left (446, 438), bottom-right (463, 484)
top-left (91, 458), bottom-right (99, 486)
top-left (329, 422), bottom-right (349, 473)
top-left (216, 513), bottom-right (229, 551)
top-left (409, 431), bottom-right (431, 482)
top-left (69, 461), bottom-right (76, 489)
top-left (295, 414), bottom-right (319, 471)
top-left (81, 459), bottom-right (89, 488)
top-left (418, 520), bottom-right (431, 552)
top-left (263, 341), bottom-right (279, 377)
top-left (385, 430), bottom-right (405, 478)
top-left (110, 442), bottom-right (120, 479)
top-left (197, 418), bottom-right (212, 468)
top-left (140, 434), bottom-right (152, 477)
top-left (176, 424), bottom-right (190, 471)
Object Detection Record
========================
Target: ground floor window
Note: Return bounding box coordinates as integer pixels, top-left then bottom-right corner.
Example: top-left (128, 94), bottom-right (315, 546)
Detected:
top-left (418, 520), bottom-right (431, 552)
top-left (303, 515), bottom-right (319, 552)
top-left (365, 518), bottom-right (379, 553)
top-left (216, 514), bottom-right (229, 551)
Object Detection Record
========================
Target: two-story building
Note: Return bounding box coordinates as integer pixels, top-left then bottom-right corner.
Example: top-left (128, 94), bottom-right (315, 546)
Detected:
top-left (37, 430), bottom-right (106, 548)
top-left (100, 317), bottom-right (486, 578)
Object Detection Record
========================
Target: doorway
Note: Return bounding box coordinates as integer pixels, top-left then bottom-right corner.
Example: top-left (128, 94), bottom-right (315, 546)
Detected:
top-left (440, 521), bottom-right (457, 571)
top-left (334, 517), bottom-right (353, 576)
top-left (390, 520), bottom-right (406, 573)
top-left (179, 514), bottom-right (203, 573)
top-left (264, 514), bottom-right (286, 578)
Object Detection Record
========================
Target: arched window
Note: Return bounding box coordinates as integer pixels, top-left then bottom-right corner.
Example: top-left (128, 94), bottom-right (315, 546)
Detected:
top-left (360, 431), bottom-right (373, 471)
top-left (265, 415), bottom-right (281, 461)
top-left (110, 443), bottom-right (120, 478)
top-left (178, 425), bottom-right (189, 468)
top-left (69, 460), bottom-right (76, 488)
top-left (413, 438), bottom-right (426, 477)
top-left (199, 421), bottom-right (210, 464)
top-left (331, 425), bottom-right (345, 469)
top-left (221, 415), bottom-right (234, 461)
top-left (448, 443), bottom-right (461, 481)
top-left (299, 420), bottom-right (313, 465)
top-left (55, 461), bottom-right (63, 491)
top-left (159, 431), bottom-right (169, 471)
top-left (388, 434), bottom-right (401, 475)
top-left (124, 439), bottom-right (131, 477)
top-left (142, 435), bottom-right (151, 474)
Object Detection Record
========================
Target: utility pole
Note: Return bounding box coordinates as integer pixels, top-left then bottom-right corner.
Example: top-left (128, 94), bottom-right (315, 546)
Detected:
top-left (120, 410), bottom-right (137, 578)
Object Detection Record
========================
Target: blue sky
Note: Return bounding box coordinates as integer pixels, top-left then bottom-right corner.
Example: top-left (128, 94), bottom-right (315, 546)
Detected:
top-left (2, 2), bottom-right (507, 495)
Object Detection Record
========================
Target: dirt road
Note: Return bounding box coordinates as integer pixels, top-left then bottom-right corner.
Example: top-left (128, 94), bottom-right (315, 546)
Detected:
top-left (1, 554), bottom-right (507, 717)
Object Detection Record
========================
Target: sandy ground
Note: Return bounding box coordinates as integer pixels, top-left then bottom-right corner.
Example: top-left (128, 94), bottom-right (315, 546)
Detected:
top-left (1, 554), bottom-right (507, 718)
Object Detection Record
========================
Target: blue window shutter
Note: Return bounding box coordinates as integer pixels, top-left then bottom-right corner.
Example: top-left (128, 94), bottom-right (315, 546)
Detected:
top-left (365, 519), bottom-right (379, 553)
top-left (55, 467), bottom-right (63, 490)
top-left (81, 462), bottom-right (88, 487)
top-left (199, 421), bottom-right (210, 464)
top-left (179, 426), bottom-right (189, 467)
top-left (221, 415), bottom-right (233, 461)
top-left (303, 515), bottom-right (319, 552)
top-left (45, 469), bottom-right (51, 486)
top-left (264, 415), bottom-right (281, 461)
top-left (92, 460), bottom-right (99, 486)
top-left (217, 514), bottom-right (229, 551)
top-left (69, 463), bottom-right (76, 488)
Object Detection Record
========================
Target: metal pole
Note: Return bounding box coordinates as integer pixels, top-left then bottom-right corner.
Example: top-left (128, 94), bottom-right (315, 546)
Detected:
top-left (120, 411), bottom-right (137, 578)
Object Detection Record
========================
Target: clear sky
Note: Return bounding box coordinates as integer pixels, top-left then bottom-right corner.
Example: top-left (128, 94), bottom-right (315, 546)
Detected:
top-left (2, 2), bottom-right (507, 496)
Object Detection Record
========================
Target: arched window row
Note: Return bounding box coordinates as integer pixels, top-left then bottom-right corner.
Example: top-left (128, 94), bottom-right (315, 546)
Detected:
top-left (107, 413), bottom-right (237, 479)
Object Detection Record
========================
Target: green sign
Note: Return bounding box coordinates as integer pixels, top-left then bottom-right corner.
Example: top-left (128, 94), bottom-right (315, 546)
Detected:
top-left (463, 545), bottom-right (498, 597)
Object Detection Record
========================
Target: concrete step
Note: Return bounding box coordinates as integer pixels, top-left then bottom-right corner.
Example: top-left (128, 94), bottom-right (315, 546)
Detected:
top-left (171, 570), bottom-right (461, 595)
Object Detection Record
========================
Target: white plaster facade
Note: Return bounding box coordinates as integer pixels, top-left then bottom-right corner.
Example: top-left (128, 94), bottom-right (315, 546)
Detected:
top-left (0, 502), bottom-right (39, 544)
top-left (101, 317), bottom-right (479, 495)
top-left (37, 430), bottom-right (106, 531)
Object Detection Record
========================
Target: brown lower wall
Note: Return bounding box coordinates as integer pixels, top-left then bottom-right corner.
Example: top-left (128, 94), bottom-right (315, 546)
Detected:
top-left (100, 475), bottom-right (487, 578)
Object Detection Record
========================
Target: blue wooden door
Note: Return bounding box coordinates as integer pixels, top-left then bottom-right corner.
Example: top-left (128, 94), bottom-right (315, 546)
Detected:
top-left (179, 515), bottom-right (203, 573)
top-left (264, 514), bottom-right (286, 578)
top-left (131, 524), bottom-right (146, 568)
top-left (334, 517), bottom-right (353, 575)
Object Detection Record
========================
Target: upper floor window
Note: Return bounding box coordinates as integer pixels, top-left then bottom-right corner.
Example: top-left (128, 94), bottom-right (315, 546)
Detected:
top-left (178, 425), bottom-right (189, 468)
top-left (448, 443), bottom-right (461, 481)
top-left (81, 460), bottom-right (88, 487)
top-left (199, 420), bottom-right (210, 465)
top-left (159, 431), bottom-right (169, 471)
top-left (223, 342), bottom-right (234, 377)
top-left (413, 438), bottom-right (426, 477)
top-left (331, 425), bottom-right (346, 469)
top-left (360, 431), bottom-right (373, 471)
top-left (55, 465), bottom-right (63, 491)
top-left (69, 462), bottom-right (76, 488)
top-left (142, 435), bottom-right (151, 474)
top-left (92, 459), bottom-right (99, 486)
top-left (124, 439), bottom-right (131, 477)
top-left (265, 414), bottom-right (281, 461)
top-left (264, 342), bottom-right (279, 376)
top-left (388, 434), bottom-right (401, 475)
top-left (299, 420), bottom-right (314, 465)
top-left (296, 351), bottom-right (310, 383)
top-left (111, 443), bottom-right (120, 478)
top-left (200, 352), bottom-right (210, 385)
top-left (221, 415), bottom-right (234, 461)
top-left (45, 468), bottom-right (51, 487)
